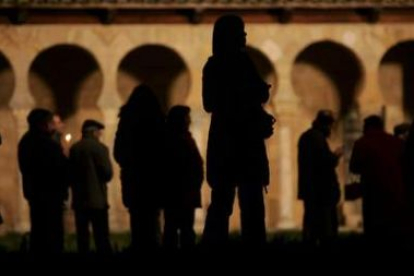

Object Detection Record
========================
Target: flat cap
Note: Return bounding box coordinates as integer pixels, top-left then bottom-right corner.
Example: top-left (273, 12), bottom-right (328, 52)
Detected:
top-left (82, 119), bottom-right (104, 132)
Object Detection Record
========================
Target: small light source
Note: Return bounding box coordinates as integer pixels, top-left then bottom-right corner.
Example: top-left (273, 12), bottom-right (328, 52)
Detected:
top-left (64, 133), bottom-right (72, 143)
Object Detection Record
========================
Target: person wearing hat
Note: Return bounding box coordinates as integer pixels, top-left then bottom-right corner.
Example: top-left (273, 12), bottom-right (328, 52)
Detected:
top-left (69, 119), bottom-right (113, 254)
top-left (297, 109), bottom-right (343, 247)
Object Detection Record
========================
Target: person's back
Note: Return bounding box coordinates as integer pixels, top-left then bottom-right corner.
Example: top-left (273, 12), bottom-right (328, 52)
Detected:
top-left (69, 119), bottom-right (113, 253)
top-left (113, 84), bottom-right (166, 250)
top-left (70, 133), bottom-right (112, 210)
top-left (350, 115), bottom-right (405, 242)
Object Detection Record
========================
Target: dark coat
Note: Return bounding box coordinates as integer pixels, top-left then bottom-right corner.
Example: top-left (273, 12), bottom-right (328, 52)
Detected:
top-left (113, 109), bottom-right (166, 209)
top-left (18, 130), bottom-right (68, 207)
top-left (164, 130), bottom-right (203, 208)
top-left (350, 129), bottom-right (406, 235)
top-left (202, 53), bottom-right (270, 186)
top-left (69, 135), bottom-right (113, 210)
top-left (298, 127), bottom-right (340, 205)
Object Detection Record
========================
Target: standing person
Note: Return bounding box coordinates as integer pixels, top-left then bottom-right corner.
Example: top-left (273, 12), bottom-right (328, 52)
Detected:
top-left (201, 14), bottom-right (274, 247)
top-left (18, 108), bottom-right (68, 253)
top-left (298, 110), bottom-right (342, 247)
top-left (70, 119), bottom-right (113, 254)
top-left (114, 84), bottom-right (166, 251)
top-left (163, 106), bottom-right (203, 249)
top-left (350, 115), bottom-right (406, 246)
top-left (0, 131), bottom-right (2, 226)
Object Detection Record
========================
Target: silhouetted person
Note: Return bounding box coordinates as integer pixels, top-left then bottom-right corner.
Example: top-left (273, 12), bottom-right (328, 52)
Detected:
top-left (403, 121), bottom-right (414, 246)
top-left (114, 84), bottom-right (166, 251)
top-left (18, 108), bottom-right (68, 253)
top-left (298, 110), bottom-right (342, 247)
top-left (163, 106), bottom-right (203, 249)
top-left (394, 123), bottom-right (410, 141)
top-left (202, 15), bottom-right (272, 247)
top-left (0, 132), bottom-right (2, 225)
top-left (350, 115), bottom-right (406, 246)
top-left (70, 119), bottom-right (113, 254)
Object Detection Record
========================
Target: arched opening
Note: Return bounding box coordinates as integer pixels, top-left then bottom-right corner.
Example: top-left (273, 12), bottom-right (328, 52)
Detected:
top-left (292, 41), bottom-right (365, 229)
top-left (246, 46), bottom-right (278, 100)
top-left (29, 44), bottom-right (103, 143)
top-left (292, 41), bottom-right (363, 118)
top-left (0, 51), bottom-right (18, 232)
top-left (379, 41), bottom-right (414, 120)
top-left (117, 44), bottom-right (191, 113)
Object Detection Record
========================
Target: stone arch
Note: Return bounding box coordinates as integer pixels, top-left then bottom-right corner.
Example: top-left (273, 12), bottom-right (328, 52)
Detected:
top-left (379, 40), bottom-right (414, 121)
top-left (29, 44), bottom-right (104, 144)
top-left (246, 46), bottom-right (278, 99)
top-left (117, 44), bottom-right (191, 113)
top-left (292, 40), bottom-right (364, 118)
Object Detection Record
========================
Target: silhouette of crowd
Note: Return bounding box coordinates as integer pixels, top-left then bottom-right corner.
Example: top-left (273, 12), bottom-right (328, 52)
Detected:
top-left (2, 14), bottom-right (414, 254)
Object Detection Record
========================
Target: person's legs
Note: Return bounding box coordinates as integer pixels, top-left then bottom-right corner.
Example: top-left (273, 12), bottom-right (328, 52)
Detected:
top-left (91, 209), bottom-right (112, 253)
top-left (180, 208), bottom-right (196, 249)
top-left (75, 209), bottom-right (90, 253)
top-left (238, 183), bottom-right (266, 247)
top-left (163, 208), bottom-right (179, 249)
top-left (202, 184), bottom-right (236, 247)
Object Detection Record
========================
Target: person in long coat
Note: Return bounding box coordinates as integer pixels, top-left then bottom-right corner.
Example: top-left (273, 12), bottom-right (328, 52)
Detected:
top-left (201, 14), bottom-right (272, 247)
top-left (114, 84), bottom-right (166, 250)
top-left (70, 119), bottom-right (113, 253)
top-left (350, 115), bottom-right (407, 246)
top-left (298, 110), bottom-right (342, 246)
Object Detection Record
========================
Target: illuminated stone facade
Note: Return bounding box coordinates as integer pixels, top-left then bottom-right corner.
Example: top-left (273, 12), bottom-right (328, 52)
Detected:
top-left (0, 1), bottom-right (414, 234)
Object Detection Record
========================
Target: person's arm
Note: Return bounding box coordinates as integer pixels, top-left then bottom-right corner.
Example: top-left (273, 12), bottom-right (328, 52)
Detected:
top-left (313, 132), bottom-right (340, 168)
top-left (202, 60), bottom-right (218, 113)
top-left (95, 144), bottom-right (113, 183)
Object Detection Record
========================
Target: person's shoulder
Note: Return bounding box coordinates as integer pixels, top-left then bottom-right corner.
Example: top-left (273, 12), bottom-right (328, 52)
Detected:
top-left (69, 140), bottom-right (82, 152)
top-left (300, 128), bottom-right (319, 139)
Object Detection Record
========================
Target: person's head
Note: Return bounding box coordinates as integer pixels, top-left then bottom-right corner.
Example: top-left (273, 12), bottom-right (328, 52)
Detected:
top-left (363, 115), bottom-right (384, 134)
top-left (120, 84), bottom-right (162, 118)
top-left (167, 105), bottom-right (191, 132)
top-left (51, 114), bottom-right (64, 135)
top-left (81, 119), bottom-right (104, 139)
top-left (312, 109), bottom-right (335, 137)
top-left (213, 14), bottom-right (246, 56)
top-left (27, 108), bottom-right (54, 134)
top-left (393, 123), bottom-right (410, 141)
